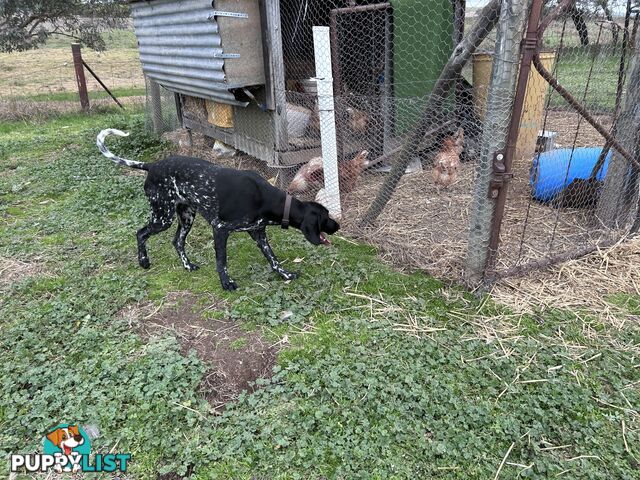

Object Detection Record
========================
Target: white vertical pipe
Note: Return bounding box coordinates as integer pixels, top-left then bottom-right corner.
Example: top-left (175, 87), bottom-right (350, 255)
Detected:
top-left (312, 26), bottom-right (342, 219)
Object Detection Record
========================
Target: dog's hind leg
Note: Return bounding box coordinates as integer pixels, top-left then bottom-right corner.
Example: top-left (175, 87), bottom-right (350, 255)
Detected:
top-left (213, 228), bottom-right (237, 291)
top-left (136, 200), bottom-right (175, 269)
top-left (173, 204), bottom-right (199, 271)
top-left (249, 228), bottom-right (299, 281)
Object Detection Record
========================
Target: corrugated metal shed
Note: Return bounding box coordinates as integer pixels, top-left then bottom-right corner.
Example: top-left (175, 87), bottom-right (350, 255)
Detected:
top-left (130, 0), bottom-right (247, 106)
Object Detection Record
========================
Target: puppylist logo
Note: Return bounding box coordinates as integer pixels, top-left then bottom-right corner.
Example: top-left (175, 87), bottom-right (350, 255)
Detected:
top-left (10, 424), bottom-right (131, 473)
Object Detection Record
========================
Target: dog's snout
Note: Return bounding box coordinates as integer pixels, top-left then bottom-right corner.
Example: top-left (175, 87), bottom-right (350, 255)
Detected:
top-left (74, 434), bottom-right (83, 443)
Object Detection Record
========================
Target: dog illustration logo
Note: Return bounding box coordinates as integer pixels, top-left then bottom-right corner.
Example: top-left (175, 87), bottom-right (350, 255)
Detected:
top-left (44, 424), bottom-right (90, 455)
top-left (43, 424), bottom-right (91, 472)
top-left (11, 423), bottom-right (130, 473)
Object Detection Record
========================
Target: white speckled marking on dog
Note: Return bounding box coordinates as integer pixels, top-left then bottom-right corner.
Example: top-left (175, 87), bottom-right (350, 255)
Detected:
top-left (96, 128), bottom-right (340, 291)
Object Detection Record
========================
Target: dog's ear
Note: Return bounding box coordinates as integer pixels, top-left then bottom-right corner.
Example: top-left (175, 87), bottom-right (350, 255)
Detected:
top-left (46, 429), bottom-right (64, 447)
top-left (68, 426), bottom-right (80, 436)
top-left (300, 210), bottom-right (322, 245)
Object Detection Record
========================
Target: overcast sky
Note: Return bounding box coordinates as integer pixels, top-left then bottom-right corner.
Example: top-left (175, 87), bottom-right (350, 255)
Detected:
top-left (466, 0), bottom-right (630, 15)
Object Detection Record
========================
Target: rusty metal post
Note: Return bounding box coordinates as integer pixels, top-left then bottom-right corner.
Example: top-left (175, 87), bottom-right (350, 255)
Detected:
top-left (464, 0), bottom-right (531, 285)
top-left (71, 44), bottom-right (89, 111)
top-left (481, 0), bottom-right (546, 279)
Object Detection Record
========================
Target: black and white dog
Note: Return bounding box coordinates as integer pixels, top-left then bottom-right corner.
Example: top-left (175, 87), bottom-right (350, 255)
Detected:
top-left (96, 129), bottom-right (339, 290)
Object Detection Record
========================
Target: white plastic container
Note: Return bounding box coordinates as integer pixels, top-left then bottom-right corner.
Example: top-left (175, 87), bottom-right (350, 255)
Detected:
top-left (286, 103), bottom-right (312, 138)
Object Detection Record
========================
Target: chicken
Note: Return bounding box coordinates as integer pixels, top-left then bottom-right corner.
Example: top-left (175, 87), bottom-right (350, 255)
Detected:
top-left (345, 107), bottom-right (369, 135)
top-left (288, 150), bottom-right (369, 195)
top-left (432, 128), bottom-right (464, 188)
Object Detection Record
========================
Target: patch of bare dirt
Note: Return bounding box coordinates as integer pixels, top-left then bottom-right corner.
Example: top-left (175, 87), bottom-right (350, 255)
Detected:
top-left (121, 292), bottom-right (279, 406)
top-left (543, 109), bottom-right (613, 149)
top-left (0, 256), bottom-right (48, 288)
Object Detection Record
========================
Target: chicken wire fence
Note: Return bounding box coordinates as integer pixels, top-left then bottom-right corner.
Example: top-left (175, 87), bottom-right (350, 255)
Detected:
top-left (152, 0), bottom-right (640, 286)
top-left (0, 46), bottom-right (145, 121)
top-left (171, 0), bottom-right (502, 282)
top-left (144, 76), bottom-right (181, 135)
top-left (491, 0), bottom-right (640, 281)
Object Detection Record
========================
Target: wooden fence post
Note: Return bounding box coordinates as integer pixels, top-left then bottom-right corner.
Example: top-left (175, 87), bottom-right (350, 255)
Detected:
top-left (71, 43), bottom-right (90, 111)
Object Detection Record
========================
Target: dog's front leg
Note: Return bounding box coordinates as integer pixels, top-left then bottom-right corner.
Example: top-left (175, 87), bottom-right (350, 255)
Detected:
top-left (213, 227), bottom-right (237, 290)
top-left (249, 228), bottom-right (299, 281)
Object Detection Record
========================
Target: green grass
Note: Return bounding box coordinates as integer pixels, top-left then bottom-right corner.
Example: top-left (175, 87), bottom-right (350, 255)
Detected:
top-left (6, 87), bottom-right (146, 102)
top-left (43, 28), bottom-right (139, 50)
top-left (0, 27), bottom-right (143, 100)
top-left (547, 49), bottom-right (622, 112)
top-left (1, 111), bottom-right (638, 479)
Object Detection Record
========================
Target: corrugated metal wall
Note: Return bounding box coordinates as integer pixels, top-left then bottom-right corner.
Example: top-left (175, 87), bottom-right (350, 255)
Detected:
top-left (130, 0), bottom-right (245, 105)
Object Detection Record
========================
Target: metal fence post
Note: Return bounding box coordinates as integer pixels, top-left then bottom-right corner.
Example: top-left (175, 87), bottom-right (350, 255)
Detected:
top-left (464, 0), bottom-right (531, 285)
top-left (313, 26), bottom-right (342, 220)
top-left (71, 43), bottom-right (90, 111)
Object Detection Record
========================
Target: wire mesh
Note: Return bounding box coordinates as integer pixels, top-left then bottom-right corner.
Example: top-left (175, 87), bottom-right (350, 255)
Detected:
top-left (0, 31), bottom-right (145, 121)
top-left (492, 0), bottom-right (640, 279)
top-left (263, 0), bottom-right (639, 283)
top-left (5, 4), bottom-right (638, 285)
top-left (170, 0), bottom-right (535, 282)
top-left (168, 0), bottom-right (476, 279)
top-left (144, 76), bottom-right (180, 135)
top-left (274, 0), bottom-right (501, 280)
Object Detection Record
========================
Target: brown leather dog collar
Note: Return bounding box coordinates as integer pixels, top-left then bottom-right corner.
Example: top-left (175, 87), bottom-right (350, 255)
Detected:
top-left (281, 194), bottom-right (292, 229)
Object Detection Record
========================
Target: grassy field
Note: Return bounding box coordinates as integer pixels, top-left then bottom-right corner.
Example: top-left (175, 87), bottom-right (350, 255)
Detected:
top-left (0, 29), bottom-right (144, 99)
top-left (0, 109), bottom-right (638, 478)
top-left (548, 48), bottom-right (622, 112)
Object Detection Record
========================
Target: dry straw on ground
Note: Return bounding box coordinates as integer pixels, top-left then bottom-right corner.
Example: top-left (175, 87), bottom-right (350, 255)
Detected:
top-left (168, 108), bottom-right (634, 326)
top-left (492, 235), bottom-right (640, 326)
top-left (0, 257), bottom-right (49, 288)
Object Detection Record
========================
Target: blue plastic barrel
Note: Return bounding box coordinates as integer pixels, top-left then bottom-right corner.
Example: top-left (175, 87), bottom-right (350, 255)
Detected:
top-left (530, 147), bottom-right (612, 202)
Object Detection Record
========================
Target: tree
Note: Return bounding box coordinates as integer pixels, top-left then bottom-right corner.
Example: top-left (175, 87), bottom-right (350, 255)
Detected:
top-left (569, 4), bottom-right (590, 46)
top-left (0, 0), bottom-right (128, 53)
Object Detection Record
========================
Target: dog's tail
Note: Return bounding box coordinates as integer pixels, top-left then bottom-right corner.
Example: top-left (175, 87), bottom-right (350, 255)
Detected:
top-left (96, 129), bottom-right (149, 170)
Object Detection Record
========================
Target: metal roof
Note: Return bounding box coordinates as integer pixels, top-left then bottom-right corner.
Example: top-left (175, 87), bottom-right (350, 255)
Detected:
top-left (130, 0), bottom-right (247, 105)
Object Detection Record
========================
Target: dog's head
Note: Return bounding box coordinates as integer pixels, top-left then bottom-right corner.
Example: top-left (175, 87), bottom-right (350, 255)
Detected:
top-left (46, 426), bottom-right (84, 455)
top-left (299, 201), bottom-right (340, 245)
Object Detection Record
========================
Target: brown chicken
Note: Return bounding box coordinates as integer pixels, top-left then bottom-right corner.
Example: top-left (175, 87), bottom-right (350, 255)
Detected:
top-left (288, 150), bottom-right (369, 195)
top-left (432, 128), bottom-right (464, 188)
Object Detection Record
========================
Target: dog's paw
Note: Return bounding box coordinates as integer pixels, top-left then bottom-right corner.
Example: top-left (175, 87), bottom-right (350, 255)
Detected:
top-left (184, 262), bottom-right (200, 272)
top-left (221, 278), bottom-right (238, 291)
top-left (139, 257), bottom-right (151, 269)
top-left (281, 271), bottom-right (299, 281)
